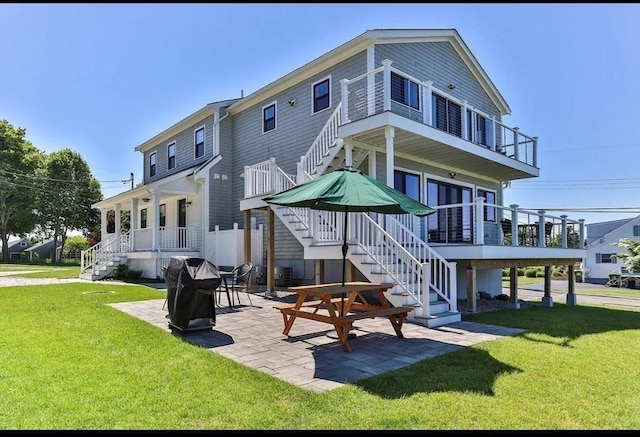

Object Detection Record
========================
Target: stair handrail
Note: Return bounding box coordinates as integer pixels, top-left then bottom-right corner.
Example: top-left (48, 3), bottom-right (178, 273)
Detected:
top-left (299, 102), bottom-right (342, 177)
top-left (385, 216), bottom-right (455, 310)
top-left (80, 231), bottom-right (129, 275)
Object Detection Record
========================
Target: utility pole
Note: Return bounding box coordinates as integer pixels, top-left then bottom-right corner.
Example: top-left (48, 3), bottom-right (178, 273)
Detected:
top-left (130, 172), bottom-right (134, 190)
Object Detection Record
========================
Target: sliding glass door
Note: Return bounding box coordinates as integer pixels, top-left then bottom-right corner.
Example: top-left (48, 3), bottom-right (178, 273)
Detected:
top-left (426, 179), bottom-right (473, 243)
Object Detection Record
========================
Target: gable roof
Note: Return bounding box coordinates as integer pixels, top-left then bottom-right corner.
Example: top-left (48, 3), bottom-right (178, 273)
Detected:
top-left (227, 28), bottom-right (511, 116)
top-left (135, 98), bottom-right (240, 153)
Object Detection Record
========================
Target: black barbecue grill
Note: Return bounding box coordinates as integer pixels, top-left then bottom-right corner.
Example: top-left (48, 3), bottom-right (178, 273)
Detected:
top-left (163, 256), bottom-right (222, 332)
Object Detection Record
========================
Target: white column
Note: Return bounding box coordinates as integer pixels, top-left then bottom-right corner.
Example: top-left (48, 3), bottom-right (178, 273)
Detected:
top-left (368, 150), bottom-right (377, 179)
top-left (510, 204), bottom-right (519, 247)
top-left (474, 197), bottom-right (485, 245)
top-left (115, 203), bottom-right (121, 246)
top-left (130, 198), bottom-right (138, 250)
top-left (382, 59), bottom-right (392, 112)
top-left (366, 45), bottom-right (375, 117)
top-left (423, 80), bottom-right (433, 126)
top-left (340, 78), bottom-right (349, 122)
top-left (537, 210), bottom-right (546, 247)
top-left (561, 215), bottom-right (568, 249)
top-left (151, 190), bottom-right (159, 251)
top-left (462, 101), bottom-right (469, 141)
top-left (344, 139), bottom-right (353, 167)
top-left (385, 126), bottom-right (395, 187)
top-left (100, 209), bottom-right (108, 238)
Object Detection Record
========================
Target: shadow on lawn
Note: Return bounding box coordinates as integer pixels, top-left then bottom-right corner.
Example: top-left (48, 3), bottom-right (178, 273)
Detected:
top-left (355, 348), bottom-right (521, 399)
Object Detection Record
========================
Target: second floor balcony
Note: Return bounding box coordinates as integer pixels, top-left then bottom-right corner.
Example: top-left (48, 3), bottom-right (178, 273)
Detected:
top-left (338, 60), bottom-right (539, 181)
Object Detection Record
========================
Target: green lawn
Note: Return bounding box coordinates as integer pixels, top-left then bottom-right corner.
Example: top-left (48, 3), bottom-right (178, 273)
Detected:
top-left (0, 279), bottom-right (639, 429)
top-left (0, 262), bottom-right (80, 278)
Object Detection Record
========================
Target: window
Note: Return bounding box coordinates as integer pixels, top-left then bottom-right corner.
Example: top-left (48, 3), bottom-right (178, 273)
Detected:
top-left (394, 170), bottom-right (420, 201)
top-left (596, 253), bottom-right (617, 264)
top-left (427, 179), bottom-right (473, 243)
top-left (262, 102), bottom-right (276, 133)
top-left (167, 142), bottom-right (175, 170)
top-left (433, 94), bottom-right (462, 137)
top-left (312, 77), bottom-right (330, 113)
top-left (468, 111), bottom-right (490, 146)
top-left (159, 204), bottom-right (166, 227)
top-left (141, 208), bottom-right (147, 229)
top-left (20, 241), bottom-right (27, 248)
top-left (633, 225), bottom-right (640, 237)
top-left (149, 152), bottom-right (157, 177)
top-left (194, 127), bottom-right (205, 158)
top-left (477, 189), bottom-right (496, 222)
top-left (391, 72), bottom-right (420, 110)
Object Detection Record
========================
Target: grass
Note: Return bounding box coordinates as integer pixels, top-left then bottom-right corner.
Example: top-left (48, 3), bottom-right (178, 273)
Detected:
top-left (0, 263), bottom-right (80, 278)
top-left (501, 276), bottom-right (640, 299)
top-left (1, 274), bottom-right (639, 429)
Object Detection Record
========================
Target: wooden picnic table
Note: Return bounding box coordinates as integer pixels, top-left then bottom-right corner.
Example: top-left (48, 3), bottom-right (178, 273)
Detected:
top-left (275, 281), bottom-right (414, 352)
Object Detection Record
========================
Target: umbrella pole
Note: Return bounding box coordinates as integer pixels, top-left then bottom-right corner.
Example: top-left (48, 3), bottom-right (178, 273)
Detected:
top-left (341, 207), bottom-right (349, 315)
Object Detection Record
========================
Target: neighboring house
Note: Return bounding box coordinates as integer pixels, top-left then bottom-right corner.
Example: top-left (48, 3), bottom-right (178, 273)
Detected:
top-left (21, 240), bottom-right (62, 262)
top-left (583, 215), bottom-right (640, 284)
top-left (86, 28), bottom-right (586, 327)
top-left (0, 239), bottom-right (31, 261)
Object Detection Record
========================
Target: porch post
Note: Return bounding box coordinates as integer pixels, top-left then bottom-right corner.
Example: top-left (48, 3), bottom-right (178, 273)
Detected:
top-left (344, 138), bottom-right (353, 167)
top-left (542, 265), bottom-right (553, 307)
top-left (509, 266), bottom-right (520, 309)
top-left (100, 209), bottom-right (108, 239)
top-left (466, 266), bottom-right (477, 312)
top-left (513, 127), bottom-right (520, 161)
top-left (314, 259), bottom-right (324, 285)
top-left (382, 59), bottom-right (392, 112)
top-left (130, 198), bottom-right (138, 250)
top-left (423, 80), bottom-right (433, 126)
top-left (368, 150), bottom-right (377, 179)
top-left (561, 215), bottom-right (568, 248)
top-left (151, 190), bottom-right (159, 251)
top-left (578, 219), bottom-right (585, 249)
top-left (385, 126), bottom-right (395, 187)
top-left (115, 203), bottom-right (121, 249)
top-left (474, 197), bottom-right (485, 244)
top-left (265, 207), bottom-right (276, 296)
top-left (566, 264), bottom-right (577, 306)
top-left (537, 210), bottom-right (546, 247)
top-left (532, 136), bottom-right (538, 168)
top-left (510, 204), bottom-right (519, 246)
top-left (340, 78), bottom-right (349, 123)
top-left (462, 101), bottom-right (469, 141)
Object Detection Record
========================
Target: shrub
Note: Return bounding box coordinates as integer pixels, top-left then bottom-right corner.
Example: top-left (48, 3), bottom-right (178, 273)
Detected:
top-left (112, 264), bottom-right (143, 280)
top-left (525, 267), bottom-right (539, 278)
top-left (517, 268), bottom-right (525, 276)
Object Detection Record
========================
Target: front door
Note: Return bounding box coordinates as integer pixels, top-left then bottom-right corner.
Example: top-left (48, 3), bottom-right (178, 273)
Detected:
top-left (178, 199), bottom-right (187, 248)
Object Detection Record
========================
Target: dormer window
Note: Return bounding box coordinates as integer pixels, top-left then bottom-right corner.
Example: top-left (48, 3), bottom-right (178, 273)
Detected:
top-left (194, 126), bottom-right (205, 158)
top-left (149, 152), bottom-right (157, 177)
top-left (312, 76), bottom-right (331, 113)
top-left (262, 102), bottom-right (276, 133)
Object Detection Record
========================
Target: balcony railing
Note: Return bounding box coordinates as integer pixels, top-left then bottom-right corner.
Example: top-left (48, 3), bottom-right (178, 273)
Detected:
top-left (340, 59), bottom-right (538, 167)
top-left (133, 227), bottom-right (200, 251)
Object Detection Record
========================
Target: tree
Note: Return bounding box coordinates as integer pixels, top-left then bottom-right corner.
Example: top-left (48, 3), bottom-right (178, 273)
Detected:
top-left (0, 120), bottom-right (44, 261)
top-left (35, 149), bottom-right (103, 262)
top-left (613, 238), bottom-right (640, 272)
top-left (63, 235), bottom-right (89, 259)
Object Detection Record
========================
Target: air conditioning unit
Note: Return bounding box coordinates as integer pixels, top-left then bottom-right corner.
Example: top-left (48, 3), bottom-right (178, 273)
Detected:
top-left (275, 266), bottom-right (292, 287)
top-left (254, 265), bottom-right (267, 285)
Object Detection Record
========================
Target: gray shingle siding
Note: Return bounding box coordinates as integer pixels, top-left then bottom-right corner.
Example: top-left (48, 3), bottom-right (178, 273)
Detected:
top-left (142, 114), bottom-right (215, 183)
top-left (375, 42), bottom-right (501, 120)
top-left (207, 115), bottom-right (234, 231)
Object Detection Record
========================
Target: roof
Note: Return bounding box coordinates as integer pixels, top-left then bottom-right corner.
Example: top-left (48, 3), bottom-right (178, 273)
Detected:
top-left (227, 28), bottom-right (511, 116)
top-left (134, 98), bottom-right (240, 153)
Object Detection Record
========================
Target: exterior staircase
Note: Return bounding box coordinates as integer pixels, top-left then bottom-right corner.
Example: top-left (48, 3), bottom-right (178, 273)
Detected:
top-left (80, 233), bottom-right (129, 281)
top-left (250, 105), bottom-right (460, 328)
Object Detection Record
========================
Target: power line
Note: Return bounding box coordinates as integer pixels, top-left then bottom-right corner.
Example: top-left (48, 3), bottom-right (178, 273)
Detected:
top-left (0, 168), bottom-right (131, 185)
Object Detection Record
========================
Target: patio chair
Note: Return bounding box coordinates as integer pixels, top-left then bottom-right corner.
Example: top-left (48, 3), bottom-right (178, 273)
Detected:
top-left (227, 262), bottom-right (254, 306)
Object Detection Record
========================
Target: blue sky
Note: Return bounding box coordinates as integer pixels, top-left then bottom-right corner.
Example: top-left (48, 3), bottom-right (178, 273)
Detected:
top-left (1, 3), bottom-right (639, 227)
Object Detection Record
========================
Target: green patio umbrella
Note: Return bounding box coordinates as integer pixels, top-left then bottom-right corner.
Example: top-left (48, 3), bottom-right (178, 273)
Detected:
top-left (264, 166), bottom-right (435, 295)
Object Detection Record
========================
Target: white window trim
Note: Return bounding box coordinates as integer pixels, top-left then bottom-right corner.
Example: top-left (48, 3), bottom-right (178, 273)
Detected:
top-left (262, 101), bottom-right (277, 134)
top-left (393, 166), bottom-right (422, 200)
top-left (194, 125), bottom-right (206, 159)
top-left (149, 151), bottom-right (157, 177)
top-left (167, 141), bottom-right (176, 170)
top-left (311, 75), bottom-right (332, 115)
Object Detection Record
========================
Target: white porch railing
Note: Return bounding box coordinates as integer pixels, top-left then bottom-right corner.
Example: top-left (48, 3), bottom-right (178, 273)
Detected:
top-left (244, 158), bottom-right (297, 198)
top-left (340, 59), bottom-right (538, 167)
top-left (133, 227), bottom-right (201, 251)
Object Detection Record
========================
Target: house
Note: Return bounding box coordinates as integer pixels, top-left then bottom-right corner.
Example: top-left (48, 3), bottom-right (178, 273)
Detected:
top-left (85, 28), bottom-right (586, 327)
top-left (583, 215), bottom-right (640, 284)
top-left (21, 240), bottom-right (62, 262)
top-left (0, 239), bottom-right (31, 261)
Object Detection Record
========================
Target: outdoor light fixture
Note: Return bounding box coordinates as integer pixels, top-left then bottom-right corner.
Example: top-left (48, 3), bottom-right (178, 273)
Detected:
top-left (448, 172), bottom-right (457, 179)
top-left (288, 99), bottom-right (297, 107)
top-left (142, 197), bottom-right (150, 203)
top-left (447, 84), bottom-right (456, 90)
